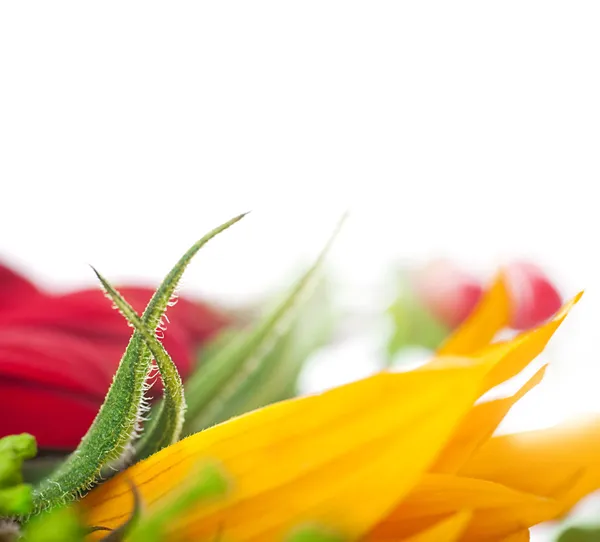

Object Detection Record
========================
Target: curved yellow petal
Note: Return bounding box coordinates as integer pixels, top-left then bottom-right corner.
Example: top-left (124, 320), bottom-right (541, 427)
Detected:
top-left (438, 275), bottom-right (510, 356)
top-left (367, 474), bottom-right (556, 540)
top-left (400, 511), bottom-right (472, 542)
top-left (394, 474), bottom-right (552, 518)
top-left (461, 415), bottom-right (600, 514)
top-left (426, 294), bottom-right (580, 396)
top-left (500, 531), bottom-right (530, 541)
top-left (459, 505), bottom-right (552, 540)
top-left (82, 365), bottom-right (487, 542)
top-left (479, 293), bottom-right (580, 393)
top-left (432, 365), bottom-right (547, 474)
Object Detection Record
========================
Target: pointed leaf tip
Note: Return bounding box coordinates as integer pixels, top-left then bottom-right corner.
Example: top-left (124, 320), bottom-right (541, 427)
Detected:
top-left (183, 216), bottom-right (345, 431)
top-left (34, 214), bottom-right (245, 512)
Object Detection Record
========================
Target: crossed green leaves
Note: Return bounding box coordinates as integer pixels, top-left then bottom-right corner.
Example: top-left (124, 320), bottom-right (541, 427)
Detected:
top-left (29, 212), bottom-right (342, 517)
top-left (32, 214), bottom-right (246, 512)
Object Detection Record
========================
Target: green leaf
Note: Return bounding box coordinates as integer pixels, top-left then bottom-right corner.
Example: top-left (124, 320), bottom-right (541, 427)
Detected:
top-left (0, 454), bottom-right (23, 489)
top-left (21, 505), bottom-right (86, 542)
top-left (127, 463), bottom-right (229, 542)
top-left (285, 524), bottom-right (346, 542)
top-left (557, 525), bottom-right (600, 542)
top-left (0, 434), bottom-right (37, 461)
top-left (0, 484), bottom-right (33, 516)
top-left (204, 276), bottom-right (335, 424)
top-left (91, 268), bottom-right (187, 459)
top-left (32, 214), bottom-right (246, 514)
top-left (183, 217), bottom-right (345, 434)
top-left (385, 274), bottom-right (448, 364)
top-left (0, 434), bottom-right (36, 516)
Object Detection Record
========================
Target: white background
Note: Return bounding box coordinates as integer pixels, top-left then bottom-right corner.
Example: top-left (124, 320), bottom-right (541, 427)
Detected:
top-left (1, 3), bottom-right (599, 539)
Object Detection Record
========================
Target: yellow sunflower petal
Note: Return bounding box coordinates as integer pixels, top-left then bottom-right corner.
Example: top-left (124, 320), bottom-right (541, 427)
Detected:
top-left (426, 294), bottom-right (580, 396)
top-left (397, 511), bottom-right (472, 542)
top-left (480, 293), bottom-right (580, 393)
top-left (367, 473), bottom-right (556, 540)
top-left (460, 414), bottom-right (600, 514)
top-left (500, 531), bottom-right (530, 541)
top-left (438, 275), bottom-right (510, 356)
top-left (459, 505), bottom-right (552, 540)
top-left (432, 365), bottom-right (547, 474)
top-left (82, 365), bottom-right (488, 542)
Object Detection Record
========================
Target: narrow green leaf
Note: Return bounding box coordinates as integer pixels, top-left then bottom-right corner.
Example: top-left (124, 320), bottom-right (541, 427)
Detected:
top-left (91, 268), bottom-right (186, 457)
top-left (183, 216), bottom-right (345, 434)
top-left (32, 214), bottom-right (246, 513)
top-left (205, 277), bottom-right (335, 424)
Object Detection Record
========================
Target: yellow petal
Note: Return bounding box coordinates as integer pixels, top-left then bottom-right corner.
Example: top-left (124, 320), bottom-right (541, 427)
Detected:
top-left (432, 365), bottom-right (547, 474)
top-left (82, 365), bottom-right (488, 542)
top-left (461, 414), bottom-right (600, 514)
top-left (480, 293), bottom-right (580, 393)
top-left (426, 294), bottom-right (580, 396)
top-left (438, 275), bottom-right (510, 356)
top-left (397, 511), bottom-right (472, 542)
top-left (367, 474), bottom-right (556, 540)
top-left (500, 531), bottom-right (530, 541)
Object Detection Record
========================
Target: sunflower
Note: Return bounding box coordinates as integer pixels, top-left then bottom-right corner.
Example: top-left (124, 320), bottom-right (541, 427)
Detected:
top-left (76, 273), bottom-right (595, 541)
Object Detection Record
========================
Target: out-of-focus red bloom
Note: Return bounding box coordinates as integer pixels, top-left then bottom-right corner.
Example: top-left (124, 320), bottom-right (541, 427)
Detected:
top-left (412, 261), bottom-right (483, 329)
top-left (0, 263), bottom-right (228, 450)
top-left (413, 259), bottom-right (562, 331)
top-left (503, 261), bottom-right (563, 331)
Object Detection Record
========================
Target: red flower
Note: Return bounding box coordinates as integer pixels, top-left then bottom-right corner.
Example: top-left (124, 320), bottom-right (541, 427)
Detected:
top-left (0, 263), bottom-right (228, 450)
top-left (503, 261), bottom-right (563, 331)
top-left (413, 259), bottom-right (562, 331)
top-left (412, 260), bottom-right (484, 329)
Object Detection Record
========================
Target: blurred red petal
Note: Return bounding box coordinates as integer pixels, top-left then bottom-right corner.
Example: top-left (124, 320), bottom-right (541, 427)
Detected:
top-left (0, 262), bottom-right (229, 449)
top-left (0, 263), bottom-right (42, 312)
top-left (413, 260), bottom-right (484, 328)
top-left (0, 286), bottom-right (224, 379)
top-left (504, 261), bottom-right (562, 330)
top-left (0, 288), bottom-right (155, 339)
top-left (0, 379), bottom-right (99, 450)
top-left (0, 327), bottom-right (112, 397)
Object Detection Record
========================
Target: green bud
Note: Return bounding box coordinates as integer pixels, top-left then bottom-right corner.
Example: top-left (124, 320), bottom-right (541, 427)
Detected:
top-left (21, 506), bottom-right (85, 542)
top-left (0, 484), bottom-right (33, 516)
top-left (0, 453), bottom-right (23, 488)
top-left (0, 434), bottom-right (37, 461)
